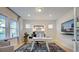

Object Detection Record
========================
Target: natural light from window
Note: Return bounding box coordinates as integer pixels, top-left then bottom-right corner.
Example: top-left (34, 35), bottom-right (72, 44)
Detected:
top-left (0, 15), bottom-right (6, 40)
top-left (10, 20), bottom-right (17, 38)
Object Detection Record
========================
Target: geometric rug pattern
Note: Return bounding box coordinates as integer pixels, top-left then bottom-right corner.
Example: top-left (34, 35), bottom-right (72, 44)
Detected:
top-left (16, 43), bottom-right (65, 52)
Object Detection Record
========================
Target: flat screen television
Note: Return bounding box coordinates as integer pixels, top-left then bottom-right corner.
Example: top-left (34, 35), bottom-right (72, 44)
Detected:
top-left (61, 19), bottom-right (74, 35)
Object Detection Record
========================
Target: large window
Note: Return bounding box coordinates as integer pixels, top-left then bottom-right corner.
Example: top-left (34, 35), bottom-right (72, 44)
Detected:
top-left (0, 15), bottom-right (6, 40)
top-left (10, 20), bottom-right (17, 38)
top-left (0, 14), bottom-right (19, 40)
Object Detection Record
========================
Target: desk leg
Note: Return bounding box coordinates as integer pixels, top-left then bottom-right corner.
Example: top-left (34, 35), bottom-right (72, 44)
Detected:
top-left (46, 41), bottom-right (50, 52)
top-left (30, 41), bottom-right (35, 52)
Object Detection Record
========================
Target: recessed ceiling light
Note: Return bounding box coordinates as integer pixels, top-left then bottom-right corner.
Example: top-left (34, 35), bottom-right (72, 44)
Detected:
top-left (38, 8), bottom-right (42, 12)
top-left (36, 8), bottom-right (42, 12)
top-left (27, 14), bottom-right (31, 17)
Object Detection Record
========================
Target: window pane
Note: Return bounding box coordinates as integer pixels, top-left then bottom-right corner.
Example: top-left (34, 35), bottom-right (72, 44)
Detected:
top-left (10, 29), bottom-right (17, 38)
top-left (0, 15), bottom-right (5, 27)
top-left (0, 27), bottom-right (5, 40)
top-left (10, 21), bottom-right (16, 29)
top-left (10, 20), bottom-right (17, 38)
top-left (0, 15), bottom-right (6, 40)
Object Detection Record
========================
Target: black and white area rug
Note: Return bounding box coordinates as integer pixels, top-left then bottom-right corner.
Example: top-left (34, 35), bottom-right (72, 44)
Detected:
top-left (16, 43), bottom-right (65, 52)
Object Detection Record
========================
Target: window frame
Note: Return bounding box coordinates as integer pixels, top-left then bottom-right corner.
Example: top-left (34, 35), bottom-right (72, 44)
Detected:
top-left (10, 19), bottom-right (18, 38)
top-left (0, 14), bottom-right (7, 40)
top-left (0, 13), bottom-right (19, 40)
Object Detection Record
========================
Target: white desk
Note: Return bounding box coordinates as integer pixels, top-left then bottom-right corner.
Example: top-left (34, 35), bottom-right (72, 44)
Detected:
top-left (30, 37), bottom-right (52, 52)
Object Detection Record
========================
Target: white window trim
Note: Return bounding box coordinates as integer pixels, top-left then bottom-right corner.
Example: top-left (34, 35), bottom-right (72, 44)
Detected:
top-left (0, 14), bottom-right (19, 40)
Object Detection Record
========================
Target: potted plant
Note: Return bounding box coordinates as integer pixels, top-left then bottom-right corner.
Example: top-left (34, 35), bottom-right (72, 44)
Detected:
top-left (24, 32), bottom-right (29, 44)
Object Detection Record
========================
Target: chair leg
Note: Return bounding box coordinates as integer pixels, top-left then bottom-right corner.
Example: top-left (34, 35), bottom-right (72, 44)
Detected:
top-left (46, 41), bottom-right (50, 52)
top-left (30, 41), bottom-right (35, 52)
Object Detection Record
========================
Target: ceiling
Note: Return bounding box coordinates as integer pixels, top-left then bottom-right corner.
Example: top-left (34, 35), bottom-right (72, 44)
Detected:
top-left (10, 7), bottom-right (73, 20)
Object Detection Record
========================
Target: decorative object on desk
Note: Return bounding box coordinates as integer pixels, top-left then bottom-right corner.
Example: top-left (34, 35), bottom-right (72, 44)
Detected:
top-left (24, 32), bottom-right (29, 44)
top-left (32, 31), bottom-right (37, 37)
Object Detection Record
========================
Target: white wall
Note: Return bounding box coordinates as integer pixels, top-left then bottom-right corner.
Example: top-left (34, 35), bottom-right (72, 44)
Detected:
top-left (23, 20), bottom-right (57, 42)
top-left (56, 9), bottom-right (74, 50)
